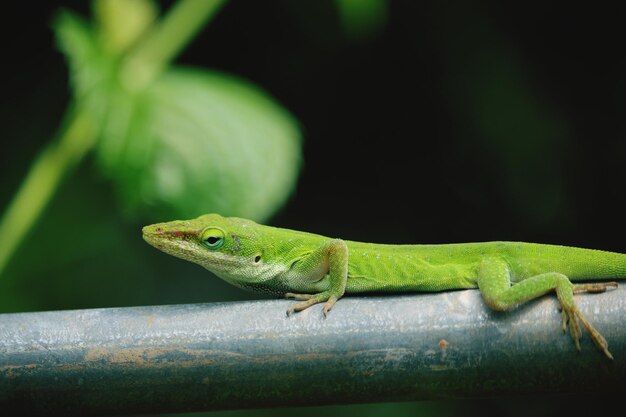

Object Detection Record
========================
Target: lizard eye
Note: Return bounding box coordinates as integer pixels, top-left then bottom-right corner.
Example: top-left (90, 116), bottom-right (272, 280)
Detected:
top-left (200, 227), bottom-right (225, 249)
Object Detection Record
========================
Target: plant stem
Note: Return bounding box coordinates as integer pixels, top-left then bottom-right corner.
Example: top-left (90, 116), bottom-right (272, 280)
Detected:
top-left (123, 0), bottom-right (227, 88)
top-left (0, 0), bottom-right (227, 279)
top-left (0, 108), bottom-right (96, 278)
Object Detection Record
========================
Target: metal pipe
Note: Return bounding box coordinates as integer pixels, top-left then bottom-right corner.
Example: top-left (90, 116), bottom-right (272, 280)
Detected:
top-left (1, 286), bottom-right (625, 416)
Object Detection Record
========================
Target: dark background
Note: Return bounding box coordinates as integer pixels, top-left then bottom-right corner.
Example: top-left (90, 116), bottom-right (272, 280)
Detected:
top-left (1, 1), bottom-right (625, 416)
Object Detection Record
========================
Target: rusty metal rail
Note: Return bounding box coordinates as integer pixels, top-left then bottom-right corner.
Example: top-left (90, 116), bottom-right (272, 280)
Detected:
top-left (1, 286), bottom-right (626, 416)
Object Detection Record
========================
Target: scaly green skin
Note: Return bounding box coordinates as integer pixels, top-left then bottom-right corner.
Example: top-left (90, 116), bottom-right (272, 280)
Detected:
top-left (142, 213), bottom-right (623, 359)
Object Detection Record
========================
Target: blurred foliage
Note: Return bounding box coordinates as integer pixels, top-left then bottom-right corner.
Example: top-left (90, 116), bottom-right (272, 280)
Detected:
top-left (335, 0), bottom-right (388, 41)
top-left (95, 0), bottom-right (158, 55)
top-left (0, 0), bottom-right (302, 283)
top-left (56, 2), bottom-right (301, 221)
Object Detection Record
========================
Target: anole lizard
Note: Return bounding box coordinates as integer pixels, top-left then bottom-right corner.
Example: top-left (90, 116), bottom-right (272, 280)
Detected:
top-left (142, 213), bottom-right (622, 359)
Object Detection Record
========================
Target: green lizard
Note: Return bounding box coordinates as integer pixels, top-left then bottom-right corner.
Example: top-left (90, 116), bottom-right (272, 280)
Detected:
top-left (142, 213), bottom-right (622, 359)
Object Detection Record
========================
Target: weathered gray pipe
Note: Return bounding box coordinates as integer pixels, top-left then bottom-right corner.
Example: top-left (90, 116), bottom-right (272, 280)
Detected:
top-left (1, 286), bottom-right (625, 416)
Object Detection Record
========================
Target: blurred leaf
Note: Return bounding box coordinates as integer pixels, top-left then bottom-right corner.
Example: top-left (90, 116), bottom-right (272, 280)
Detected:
top-left (95, 0), bottom-right (157, 55)
top-left (94, 67), bottom-right (302, 221)
top-left (54, 11), bottom-right (112, 111)
top-left (142, 69), bottom-right (302, 221)
top-left (54, 9), bottom-right (302, 222)
top-left (335, 0), bottom-right (388, 41)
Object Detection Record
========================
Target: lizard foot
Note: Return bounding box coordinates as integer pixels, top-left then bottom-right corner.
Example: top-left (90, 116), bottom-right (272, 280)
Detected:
top-left (573, 281), bottom-right (618, 294)
top-left (558, 286), bottom-right (613, 360)
top-left (285, 291), bottom-right (338, 317)
top-left (285, 292), bottom-right (314, 301)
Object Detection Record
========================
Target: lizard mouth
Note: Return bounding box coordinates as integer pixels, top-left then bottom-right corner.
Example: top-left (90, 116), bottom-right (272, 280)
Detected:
top-left (141, 224), bottom-right (199, 257)
top-left (142, 227), bottom-right (171, 254)
top-left (141, 223), bottom-right (240, 271)
top-left (142, 222), bottom-right (201, 240)
top-left (141, 225), bottom-right (169, 249)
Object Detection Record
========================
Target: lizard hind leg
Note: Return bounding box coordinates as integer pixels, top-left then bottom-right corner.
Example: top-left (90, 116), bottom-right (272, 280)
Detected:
top-left (477, 257), bottom-right (613, 359)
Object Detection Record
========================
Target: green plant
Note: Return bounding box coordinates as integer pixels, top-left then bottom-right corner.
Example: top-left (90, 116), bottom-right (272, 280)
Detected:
top-left (0, 0), bottom-right (302, 278)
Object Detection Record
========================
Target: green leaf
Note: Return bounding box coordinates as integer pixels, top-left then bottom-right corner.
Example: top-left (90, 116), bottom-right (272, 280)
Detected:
top-left (54, 9), bottom-right (302, 222)
top-left (119, 68), bottom-right (302, 221)
top-left (54, 11), bottom-right (112, 107)
top-left (95, 0), bottom-right (157, 55)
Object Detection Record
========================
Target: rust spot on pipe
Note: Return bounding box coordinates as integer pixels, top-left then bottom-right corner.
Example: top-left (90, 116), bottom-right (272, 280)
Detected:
top-left (0, 364), bottom-right (37, 379)
top-left (84, 347), bottom-right (218, 367)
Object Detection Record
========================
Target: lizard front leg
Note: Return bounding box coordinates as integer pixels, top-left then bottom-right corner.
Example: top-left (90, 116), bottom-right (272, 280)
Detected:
top-left (285, 239), bottom-right (348, 317)
top-left (477, 257), bottom-right (615, 359)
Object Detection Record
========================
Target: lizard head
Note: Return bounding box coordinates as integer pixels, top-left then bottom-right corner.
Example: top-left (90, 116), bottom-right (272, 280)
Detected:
top-left (142, 213), bottom-right (281, 287)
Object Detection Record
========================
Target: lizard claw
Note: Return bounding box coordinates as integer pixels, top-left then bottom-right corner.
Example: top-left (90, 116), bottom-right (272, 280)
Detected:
top-left (560, 306), bottom-right (582, 351)
top-left (322, 296), bottom-right (338, 317)
top-left (284, 291), bottom-right (342, 318)
top-left (558, 297), bottom-right (612, 359)
top-left (285, 292), bottom-right (314, 301)
top-left (573, 282), bottom-right (618, 294)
